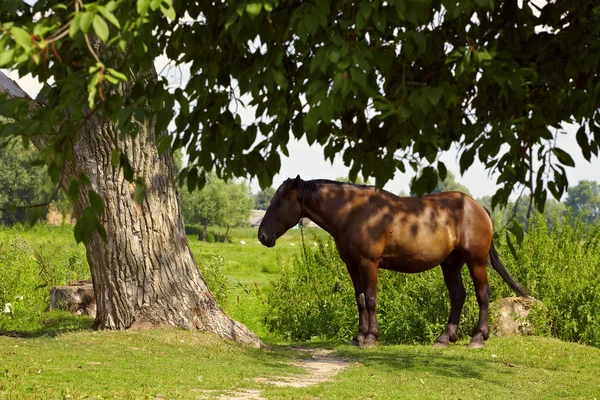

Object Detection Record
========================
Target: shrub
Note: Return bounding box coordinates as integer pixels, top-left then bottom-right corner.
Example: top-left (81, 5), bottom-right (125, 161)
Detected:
top-left (495, 216), bottom-right (600, 347)
top-left (0, 234), bottom-right (89, 332)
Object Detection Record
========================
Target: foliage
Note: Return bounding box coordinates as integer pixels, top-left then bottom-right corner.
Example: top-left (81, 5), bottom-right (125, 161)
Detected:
top-left (1, 1), bottom-right (600, 243)
top-left (221, 180), bottom-right (254, 231)
top-left (266, 216), bottom-right (600, 348)
top-left (181, 173), bottom-right (226, 229)
top-left (564, 180), bottom-right (600, 225)
top-left (0, 226), bottom-right (89, 333)
top-left (254, 187), bottom-right (275, 210)
top-left (198, 254), bottom-right (231, 305)
top-left (496, 216), bottom-right (600, 347)
top-left (0, 140), bottom-right (55, 225)
top-left (181, 172), bottom-right (254, 240)
top-left (478, 195), bottom-right (567, 230)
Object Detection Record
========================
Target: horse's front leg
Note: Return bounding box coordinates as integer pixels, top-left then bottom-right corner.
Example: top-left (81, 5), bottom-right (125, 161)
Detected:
top-left (345, 263), bottom-right (368, 346)
top-left (434, 257), bottom-right (466, 348)
top-left (359, 259), bottom-right (379, 348)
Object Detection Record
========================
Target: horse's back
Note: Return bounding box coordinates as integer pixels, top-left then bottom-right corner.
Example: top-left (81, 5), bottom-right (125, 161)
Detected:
top-left (377, 191), bottom-right (492, 271)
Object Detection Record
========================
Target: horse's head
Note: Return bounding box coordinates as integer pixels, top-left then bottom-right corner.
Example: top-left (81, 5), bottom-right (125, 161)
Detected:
top-left (258, 175), bottom-right (303, 247)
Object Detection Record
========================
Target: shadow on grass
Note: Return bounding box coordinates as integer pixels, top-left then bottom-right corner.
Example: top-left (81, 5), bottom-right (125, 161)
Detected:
top-left (299, 340), bottom-right (519, 385)
top-left (0, 311), bottom-right (94, 338)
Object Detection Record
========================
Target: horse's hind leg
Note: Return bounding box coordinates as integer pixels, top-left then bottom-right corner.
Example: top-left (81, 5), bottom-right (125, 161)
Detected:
top-left (434, 254), bottom-right (466, 348)
top-left (466, 260), bottom-right (491, 349)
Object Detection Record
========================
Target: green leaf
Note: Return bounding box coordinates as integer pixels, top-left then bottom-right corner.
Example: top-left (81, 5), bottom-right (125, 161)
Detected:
top-left (506, 231), bottom-right (518, 259)
top-left (93, 15), bottom-right (109, 42)
top-left (0, 49), bottom-right (14, 67)
top-left (69, 13), bottom-right (81, 37)
top-left (437, 161), bottom-right (447, 182)
top-left (160, 4), bottom-right (176, 21)
top-left (68, 179), bottom-right (81, 203)
top-left (427, 87), bottom-right (443, 106)
top-left (576, 126), bottom-right (591, 161)
top-left (459, 147), bottom-right (475, 174)
top-left (120, 154), bottom-right (134, 181)
top-left (413, 32), bottom-right (426, 53)
top-left (137, 0), bottom-right (151, 15)
top-left (134, 179), bottom-right (146, 205)
top-left (246, 3), bottom-right (262, 18)
top-left (98, 7), bottom-right (121, 28)
top-left (111, 149), bottom-right (121, 169)
top-left (106, 67), bottom-right (128, 82)
top-left (510, 220), bottom-right (524, 243)
top-left (552, 147), bottom-right (575, 167)
top-left (327, 50), bottom-right (340, 64)
top-left (80, 12), bottom-right (94, 33)
top-left (88, 190), bottom-right (105, 214)
top-left (11, 27), bottom-right (31, 49)
top-left (350, 67), bottom-right (367, 88)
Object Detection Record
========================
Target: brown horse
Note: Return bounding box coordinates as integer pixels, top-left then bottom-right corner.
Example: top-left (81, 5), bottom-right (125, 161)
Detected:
top-left (258, 176), bottom-right (528, 348)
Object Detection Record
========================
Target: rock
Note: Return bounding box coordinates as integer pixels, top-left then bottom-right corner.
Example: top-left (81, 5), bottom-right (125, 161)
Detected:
top-left (50, 280), bottom-right (96, 318)
top-left (491, 296), bottom-right (544, 336)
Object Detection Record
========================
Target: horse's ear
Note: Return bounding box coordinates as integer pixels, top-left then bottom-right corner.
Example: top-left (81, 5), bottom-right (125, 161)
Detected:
top-left (290, 175), bottom-right (301, 189)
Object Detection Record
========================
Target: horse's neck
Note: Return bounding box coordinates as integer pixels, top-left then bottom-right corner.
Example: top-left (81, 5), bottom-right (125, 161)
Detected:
top-left (303, 183), bottom-right (347, 237)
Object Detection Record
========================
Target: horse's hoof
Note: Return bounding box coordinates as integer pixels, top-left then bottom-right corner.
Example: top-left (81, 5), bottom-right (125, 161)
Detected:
top-left (432, 341), bottom-right (449, 349)
top-left (360, 335), bottom-right (377, 349)
top-left (467, 340), bottom-right (485, 349)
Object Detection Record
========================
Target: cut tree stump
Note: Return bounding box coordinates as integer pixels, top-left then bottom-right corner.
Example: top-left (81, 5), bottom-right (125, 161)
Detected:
top-left (50, 280), bottom-right (96, 318)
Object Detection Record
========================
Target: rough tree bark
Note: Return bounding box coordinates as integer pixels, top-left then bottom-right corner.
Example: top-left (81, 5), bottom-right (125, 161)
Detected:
top-left (0, 71), bottom-right (262, 348)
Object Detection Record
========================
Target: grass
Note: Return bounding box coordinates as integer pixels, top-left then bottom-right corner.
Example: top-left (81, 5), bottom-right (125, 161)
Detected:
top-left (0, 329), bottom-right (599, 399)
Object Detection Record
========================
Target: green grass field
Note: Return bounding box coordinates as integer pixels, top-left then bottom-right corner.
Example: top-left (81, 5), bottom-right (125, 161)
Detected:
top-left (0, 328), bottom-right (599, 399)
top-left (2, 224), bottom-right (600, 399)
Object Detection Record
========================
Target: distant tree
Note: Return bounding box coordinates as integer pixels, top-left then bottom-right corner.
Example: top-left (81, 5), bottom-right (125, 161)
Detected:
top-left (181, 172), bottom-right (227, 241)
top-left (431, 171), bottom-right (471, 195)
top-left (411, 170), bottom-right (470, 196)
top-left (478, 195), bottom-right (567, 230)
top-left (0, 141), bottom-right (55, 225)
top-left (181, 173), bottom-right (254, 241)
top-left (565, 181), bottom-right (600, 225)
top-left (254, 187), bottom-right (276, 210)
top-left (222, 182), bottom-right (254, 242)
top-left (336, 176), bottom-right (372, 185)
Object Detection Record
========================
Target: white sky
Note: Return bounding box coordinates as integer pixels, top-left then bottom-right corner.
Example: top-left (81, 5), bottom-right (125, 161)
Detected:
top-left (3, 0), bottom-right (598, 199)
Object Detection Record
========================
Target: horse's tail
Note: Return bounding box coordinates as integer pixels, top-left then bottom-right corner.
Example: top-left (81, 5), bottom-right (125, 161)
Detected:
top-left (484, 207), bottom-right (530, 297)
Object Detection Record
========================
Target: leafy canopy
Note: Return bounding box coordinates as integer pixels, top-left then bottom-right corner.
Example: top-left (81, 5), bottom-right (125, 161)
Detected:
top-left (1, 0), bottom-right (600, 231)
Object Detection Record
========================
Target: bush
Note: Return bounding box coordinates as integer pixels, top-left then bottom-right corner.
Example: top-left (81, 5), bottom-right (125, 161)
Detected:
top-left (0, 233), bottom-right (89, 332)
top-left (265, 216), bottom-right (600, 348)
top-left (199, 254), bottom-right (231, 305)
top-left (495, 216), bottom-right (600, 347)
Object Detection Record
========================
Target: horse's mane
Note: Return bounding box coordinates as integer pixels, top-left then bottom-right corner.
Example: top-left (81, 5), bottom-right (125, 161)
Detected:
top-left (298, 179), bottom-right (369, 205)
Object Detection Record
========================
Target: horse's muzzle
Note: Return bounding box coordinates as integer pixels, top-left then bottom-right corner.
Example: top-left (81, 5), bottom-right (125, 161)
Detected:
top-left (258, 232), bottom-right (276, 247)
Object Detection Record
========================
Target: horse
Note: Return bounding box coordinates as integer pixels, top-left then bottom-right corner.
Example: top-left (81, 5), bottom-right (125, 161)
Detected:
top-left (258, 175), bottom-right (529, 349)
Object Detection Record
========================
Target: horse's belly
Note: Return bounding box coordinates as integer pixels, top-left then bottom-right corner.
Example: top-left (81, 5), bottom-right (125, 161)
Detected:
top-left (379, 256), bottom-right (442, 273)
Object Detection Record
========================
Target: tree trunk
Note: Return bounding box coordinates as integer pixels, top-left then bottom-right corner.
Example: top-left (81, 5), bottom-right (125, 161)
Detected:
top-left (202, 221), bottom-right (208, 242)
top-left (224, 226), bottom-right (230, 243)
top-left (0, 72), bottom-right (262, 347)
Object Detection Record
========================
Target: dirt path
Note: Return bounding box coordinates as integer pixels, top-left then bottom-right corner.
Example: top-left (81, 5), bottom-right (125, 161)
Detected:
top-left (213, 347), bottom-right (351, 400)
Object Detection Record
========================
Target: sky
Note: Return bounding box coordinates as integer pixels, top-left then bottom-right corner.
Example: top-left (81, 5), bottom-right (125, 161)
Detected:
top-left (3, 0), bottom-right (598, 199)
